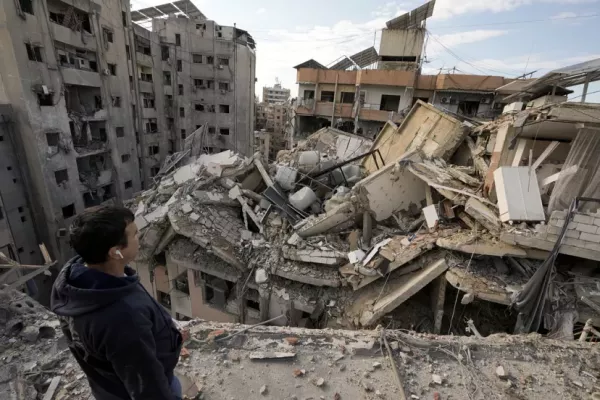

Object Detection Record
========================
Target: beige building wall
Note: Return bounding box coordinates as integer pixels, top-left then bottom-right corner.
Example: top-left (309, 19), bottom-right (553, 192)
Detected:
top-left (188, 269), bottom-right (237, 323)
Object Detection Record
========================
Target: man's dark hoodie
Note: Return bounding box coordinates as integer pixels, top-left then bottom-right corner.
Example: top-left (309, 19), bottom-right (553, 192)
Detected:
top-left (51, 257), bottom-right (182, 400)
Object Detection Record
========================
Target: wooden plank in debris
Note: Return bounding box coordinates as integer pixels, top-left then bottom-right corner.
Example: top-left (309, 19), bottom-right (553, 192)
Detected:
top-left (249, 352), bottom-right (296, 360)
top-left (43, 376), bottom-right (61, 400)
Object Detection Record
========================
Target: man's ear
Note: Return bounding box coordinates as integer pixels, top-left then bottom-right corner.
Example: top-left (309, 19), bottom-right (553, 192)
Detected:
top-left (107, 246), bottom-right (120, 260)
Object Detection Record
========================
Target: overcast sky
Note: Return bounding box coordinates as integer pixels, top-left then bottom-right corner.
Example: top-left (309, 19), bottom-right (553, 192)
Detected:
top-left (133, 0), bottom-right (600, 101)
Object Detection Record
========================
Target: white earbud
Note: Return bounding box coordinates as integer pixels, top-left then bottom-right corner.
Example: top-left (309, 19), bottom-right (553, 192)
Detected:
top-left (116, 250), bottom-right (124, 259)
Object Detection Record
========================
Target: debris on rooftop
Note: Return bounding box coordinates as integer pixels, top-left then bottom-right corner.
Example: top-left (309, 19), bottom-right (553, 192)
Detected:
top-left (122, 95), bottom-right (600, 342)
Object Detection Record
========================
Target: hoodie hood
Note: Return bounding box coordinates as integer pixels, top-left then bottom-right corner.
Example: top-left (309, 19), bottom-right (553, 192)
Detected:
top-left (51, 256), bottom-right (140, 317)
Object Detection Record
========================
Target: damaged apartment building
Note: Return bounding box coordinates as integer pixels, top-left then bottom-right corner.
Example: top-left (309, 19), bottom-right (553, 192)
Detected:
top-left (294, 0), bottom-right (517, 139)
top-left (130, 1), bottom-right (256, 185)
top-left (255, 100), bottom-right (293, 163)
top-left (0, 0), bottom-right (141, 297)
top-left (129, 55), bottom-right (600, 341)
top-left (0, 0), bottom-right (256, 297)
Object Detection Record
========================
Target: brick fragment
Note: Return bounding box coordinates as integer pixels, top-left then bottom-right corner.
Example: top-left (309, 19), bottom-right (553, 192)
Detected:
top-left (574, 214), bottom-right (595, 225)
top-left (581, 232), bottom-right (600, 243)
top-left (576, 223), bottom-right (597, 234)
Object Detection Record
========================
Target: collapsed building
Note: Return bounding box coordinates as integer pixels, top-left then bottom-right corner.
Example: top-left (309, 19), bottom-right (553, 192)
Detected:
top-left (128, 56), bottom-right (600, 342)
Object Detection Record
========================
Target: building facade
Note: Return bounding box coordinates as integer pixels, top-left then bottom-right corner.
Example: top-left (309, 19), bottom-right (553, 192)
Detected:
top-left (262, 82), bottom-right (290, 104)
top-left (255, 101), bottom-right (291, 161)
top-left (0, 0), bottom-right (256, 273)
top-left (0, 0), bottom-right (142, 270)
top-left (294, 68), bottom-right (514, 139)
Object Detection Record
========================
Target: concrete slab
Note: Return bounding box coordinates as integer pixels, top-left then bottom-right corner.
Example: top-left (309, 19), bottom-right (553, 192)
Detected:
top-left (361, 258), bottom-right (448, 326)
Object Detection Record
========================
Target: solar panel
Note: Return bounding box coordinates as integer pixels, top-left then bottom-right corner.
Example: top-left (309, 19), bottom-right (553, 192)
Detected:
top-left (329, 47), bottom-right (378, 70)
top-left (386, 0), bottom-right (436, 29)
top-left (131, 0), bottom-right (205, 22)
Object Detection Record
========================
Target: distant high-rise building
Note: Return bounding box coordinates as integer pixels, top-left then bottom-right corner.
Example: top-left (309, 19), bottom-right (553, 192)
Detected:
top-left (263, 82), bottom-right (290, 104)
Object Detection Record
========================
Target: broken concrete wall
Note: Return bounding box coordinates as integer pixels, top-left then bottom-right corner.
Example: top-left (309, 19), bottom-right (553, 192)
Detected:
top-left (363, 101), bottom-right (468, 174)
top-left (354, 154), bottom-right (427, 221)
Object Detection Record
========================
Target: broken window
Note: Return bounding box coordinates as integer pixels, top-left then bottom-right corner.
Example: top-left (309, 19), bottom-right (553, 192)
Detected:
top-left (340, 92), bottom-right (355, 104)
top-left (112, 96), bottom-right (121, 107)
top-left (458, 100), bottom-right (480, 117)
top-left (122, 11), bottom-right (127, 27)
top-left (206, 80), bottom-right (215, 89)
top-left (194, 79), bottom-right (204, 87)
top-left (142, 95), bottom-right (155, 108)
top-left (140, 72), bottom-right (153, 82)
top-left (177, 59), bottom-right (182, 72)
top-left (94, 95), bottom-right (103, 110)
top-left (19, 0), bottom-right (33, 15)
top-left (25, 43), bottom-right (43, 62)
top-left (54, 169), bottom-right (68, 184)
top-left (126, 45), bottom-right (130, 60)
top-left (150, 166), bottom-right (160, 176)
top-left (201, 272), bottom-right (234, 308)
top-left (62, 204), bottom-right (76, 218)
top-left (46, 132), bottom-right (60, 146)
top-left (149, 145), bottom-right (159, 156)
top-left (163, 71), bottom-right (171, 85)
top-left (121, 154), bottom-right (130, 163)
top-left (218, 82), bottom-right (229, 91)
top-left (145, 119), bottom-right (158, 133)
top-left (178, 84), bottom-right (183, 95)
top-left (179, 107), bottom-right (185, 117)
top-left (208, 126), bottom-right (215, 134)
top-left (174, 273), bottom-right (190, 295)
top-left (195, 104), bottom-right (204, 111)
top-left (103, 28), bottom-right (114, 44)
top-left (303, 90), bottom-right (315, 100)
top-left (175, 33), bottom-right (181, 46)
top-left (380, 94), bottom-right (400, 112)
top-left (124, 180), bottom-right (132, 189)
top-left (220, 128), bottom-right (229, 135)
top-left (219, 104), bottom-right (230, 113)
top-left (181, 129), bottom-right (186, 139)
top-left (161, 46), bottom-right (169, 61)
top-left (206, 55), bottom-right (214, 64)
top-left (157, 291), bottom-right (171, 308)
top-left (218, 57), bottom-right (229, 66)
top-left (116, 127), bottom-right (124, 137)
top-left (320, 91), bottom-right (334, 102)
top-left (192, 54), bottom-right (203, 63)
top-left (108, 63), bottom-right (117, 75)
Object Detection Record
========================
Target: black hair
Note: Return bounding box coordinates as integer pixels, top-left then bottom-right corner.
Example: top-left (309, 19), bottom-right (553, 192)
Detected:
top-left (69, 206), bottom-right (134, 264)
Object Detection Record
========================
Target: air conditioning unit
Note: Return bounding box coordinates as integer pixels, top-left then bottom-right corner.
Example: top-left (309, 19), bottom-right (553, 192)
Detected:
top-left (480, 98), bottom-right (491, 104)
top-left (440, 97), bottom-right (449, 104)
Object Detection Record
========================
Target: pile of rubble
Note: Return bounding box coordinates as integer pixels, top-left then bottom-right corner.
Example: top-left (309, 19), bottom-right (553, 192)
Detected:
top-left (3, 289), bottom-right (600, 400)
top-left (131, 99), bottom-right (600, 340)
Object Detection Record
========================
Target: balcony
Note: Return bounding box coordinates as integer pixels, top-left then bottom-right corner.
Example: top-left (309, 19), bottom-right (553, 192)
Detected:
top-left (136, 53), bottom-right (153, 67)
top-left (139, 80), bottom-right (154, 93)
top-left (359, 108), bottom-right (404, 123)
top-left (51, 23), bottom-right (95, 51)
top-left (62, 68), bottom-right (101, 87)
top-left (142, 107), bottom-right (157, 119)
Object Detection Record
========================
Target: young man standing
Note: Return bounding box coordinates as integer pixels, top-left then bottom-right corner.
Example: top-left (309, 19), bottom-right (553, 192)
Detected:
top-left (51, 206), bottom-right (183, 399)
